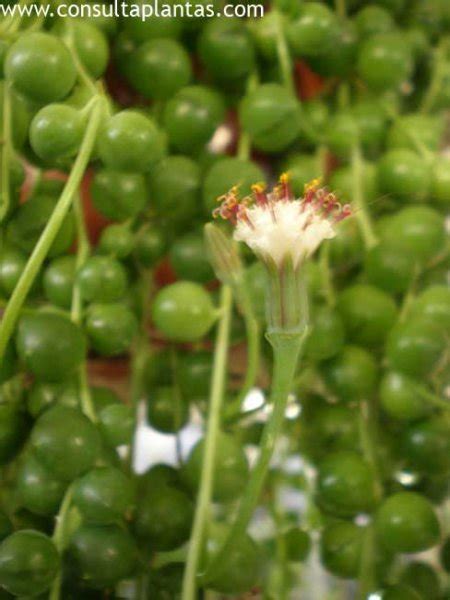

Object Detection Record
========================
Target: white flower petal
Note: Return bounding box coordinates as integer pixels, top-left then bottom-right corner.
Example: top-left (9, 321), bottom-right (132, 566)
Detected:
top-left (234, 200), bottom-right (336, 268)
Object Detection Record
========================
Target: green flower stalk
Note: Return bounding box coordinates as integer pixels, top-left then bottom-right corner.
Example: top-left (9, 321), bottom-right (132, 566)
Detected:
top-left (181, 175), bottom-right (351, 597)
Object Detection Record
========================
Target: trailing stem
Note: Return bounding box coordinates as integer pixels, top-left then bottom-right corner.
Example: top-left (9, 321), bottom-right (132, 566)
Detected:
top-left (0, 82), bottom-right (12, 223)
top-left (420, 37), bottom-right (450, 114)
top-left (49, 484), bottom-right (76, 600)
top-left (274, 10), bottom-right (295, 96)
top-left (357, 396), bottom-right (383, 599)
top-left (223, 285), bottom-right (261, 420)
top-left (70, 194), bottom-right (96, 422)
top-left (129, 268), bottom-right (154, 471)
top-left (181, 285), bottom-right (233, 600)
top-left (0, 95), bottom-right (104, 363)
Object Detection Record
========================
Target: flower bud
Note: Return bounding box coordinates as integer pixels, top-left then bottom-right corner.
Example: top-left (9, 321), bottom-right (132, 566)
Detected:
top-left (204, 223), bottom-right (243, 287)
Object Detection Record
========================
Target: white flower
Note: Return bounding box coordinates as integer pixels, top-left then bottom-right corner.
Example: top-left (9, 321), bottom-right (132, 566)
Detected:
top-left (214, 175), bottom-right (351, 269)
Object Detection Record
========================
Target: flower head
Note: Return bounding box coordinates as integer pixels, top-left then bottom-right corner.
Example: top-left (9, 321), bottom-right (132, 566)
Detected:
top-left (214, 174), bottom-right (351, 270)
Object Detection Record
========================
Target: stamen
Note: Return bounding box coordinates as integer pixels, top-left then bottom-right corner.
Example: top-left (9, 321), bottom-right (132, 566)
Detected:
top-left (303, 177), bottom-right (321, 207)
top-left (213, 187), bottom-right (242, 224)
top-left (237, 201), bottom-right (255, 230)
top-left (278, 172), bottom-right (293, 201)
top-left (323, 193), bottom-right (338, 216)
top-left (334, 204), bottom-right (352, 222)
top-left (251, 183), bottom-right (269, 207)
top-left (304, 177), bottom-right (321, 194)
top-left (313, 188), bottom-right (327, 211)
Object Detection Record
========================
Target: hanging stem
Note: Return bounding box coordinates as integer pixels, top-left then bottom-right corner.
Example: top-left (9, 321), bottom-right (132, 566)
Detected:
top-left (129, 268), bottom-right (153, 472)
top-left (358, 398), bottom-right (382, 491)
top-left (237, 130), bottom-right (251, 161)
top-left (0, 95), bottom-right (104, 363)
top-left (64, 22), bottom-right (100, 97)
top-left (357, 395), bottom-right (383, 599)
top-left (351, 144), bottom-right (378, 250)
top-left (269, 476), bottom-right (289, 600)
top-left (420, 37), bottom-right (450, 114)
top-left (413, 382), bottom-right (450, 412)
top-left (181, 285), bottom-right (233, 600)
top-left (233, 310), bottom-right (260, 406)
top-left (334, 0), bottom-right (346, 18)
top-left (0, 82), bottom-right (12, 223)
top-left (337, 82), bottom-right (350, 110)
top-left (71, 194), bottom-right (96, 422)
top-left (49, 483), bottom-right (76, 600)
top-left (71, 194), bottom-right (90, 323)
top-left (274, 10), bottom-right (295, 96)
top-left (357, 523), bottom-right (376, 600)
top-left (79, 364), bottom-right (96, 423)
top-left (237, 72), bottom-right (258, 160)
top-left (223, 286), bottom-right (261, 420)
top-left (398, 273), bottom-right (418, 322)
top-left (203, 331), bottom-right (306, 584)
top-left (381, 102), bottom-right (434, 162)
top-left (170, 345), bottom-right (184, 463)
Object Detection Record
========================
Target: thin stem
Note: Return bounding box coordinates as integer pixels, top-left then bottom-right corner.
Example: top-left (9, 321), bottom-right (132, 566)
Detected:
top-left (413, 383), bottom-right (450, 412)
top-left (237, 72), bottom-right (258, 160)
top-left (152, 546), bottom-right (188, 569)
top-left (0, 82), bottom-right (12, 222)
top-left (351, 144), bottom-right (378, 250)
top-left (70, 194), bottom-right (90, 323)
top-left (334, 0), bottom-right (346, 18)
top-left (64, 22), bottom-right (100, 96)
top-left (223, 286), bottom-right (261, 419)
top-left (269, 477), bottom-right (289, 600)
top-left (357, 524), bottom-right (376, 600)
top-left (0, 95), bottom-right (104, 363)
top-left (235, 313), bottom-right (260, 404)
top-left (181, 285), bottom-right (233, 600)
top-left (274, 10), bottom-right (295, 96)
top-left (48, 561), bottom-right (62, 597)
top-left (170, 345), bottom-right (184, 464)
top-left (204, 332), bottom-right (306, 584)
top-left (420, 37), bottom-right (450, 114)
top-left (398, 271), bottom-right (419, 322)
top-left (337, 82), bottom-right (350, 110)
top-left (71, 195), bottom-right (96, 422)
top-left (358, 398), bottom-right (382, 490)
top-left (381, 101), bottom-right (434, 162)
top-left (237, 132), bottom-right (251, 161)
top-left (79, 365), bottom-right (96, 423)
top-left (357, 396), bottom-right (383, 600)
top-left (49, 483), bottom-right (75, 600)
top-left (129, 269), bottom-right (154, 471)
top-left (52, 485), bottom-right (75, 550)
